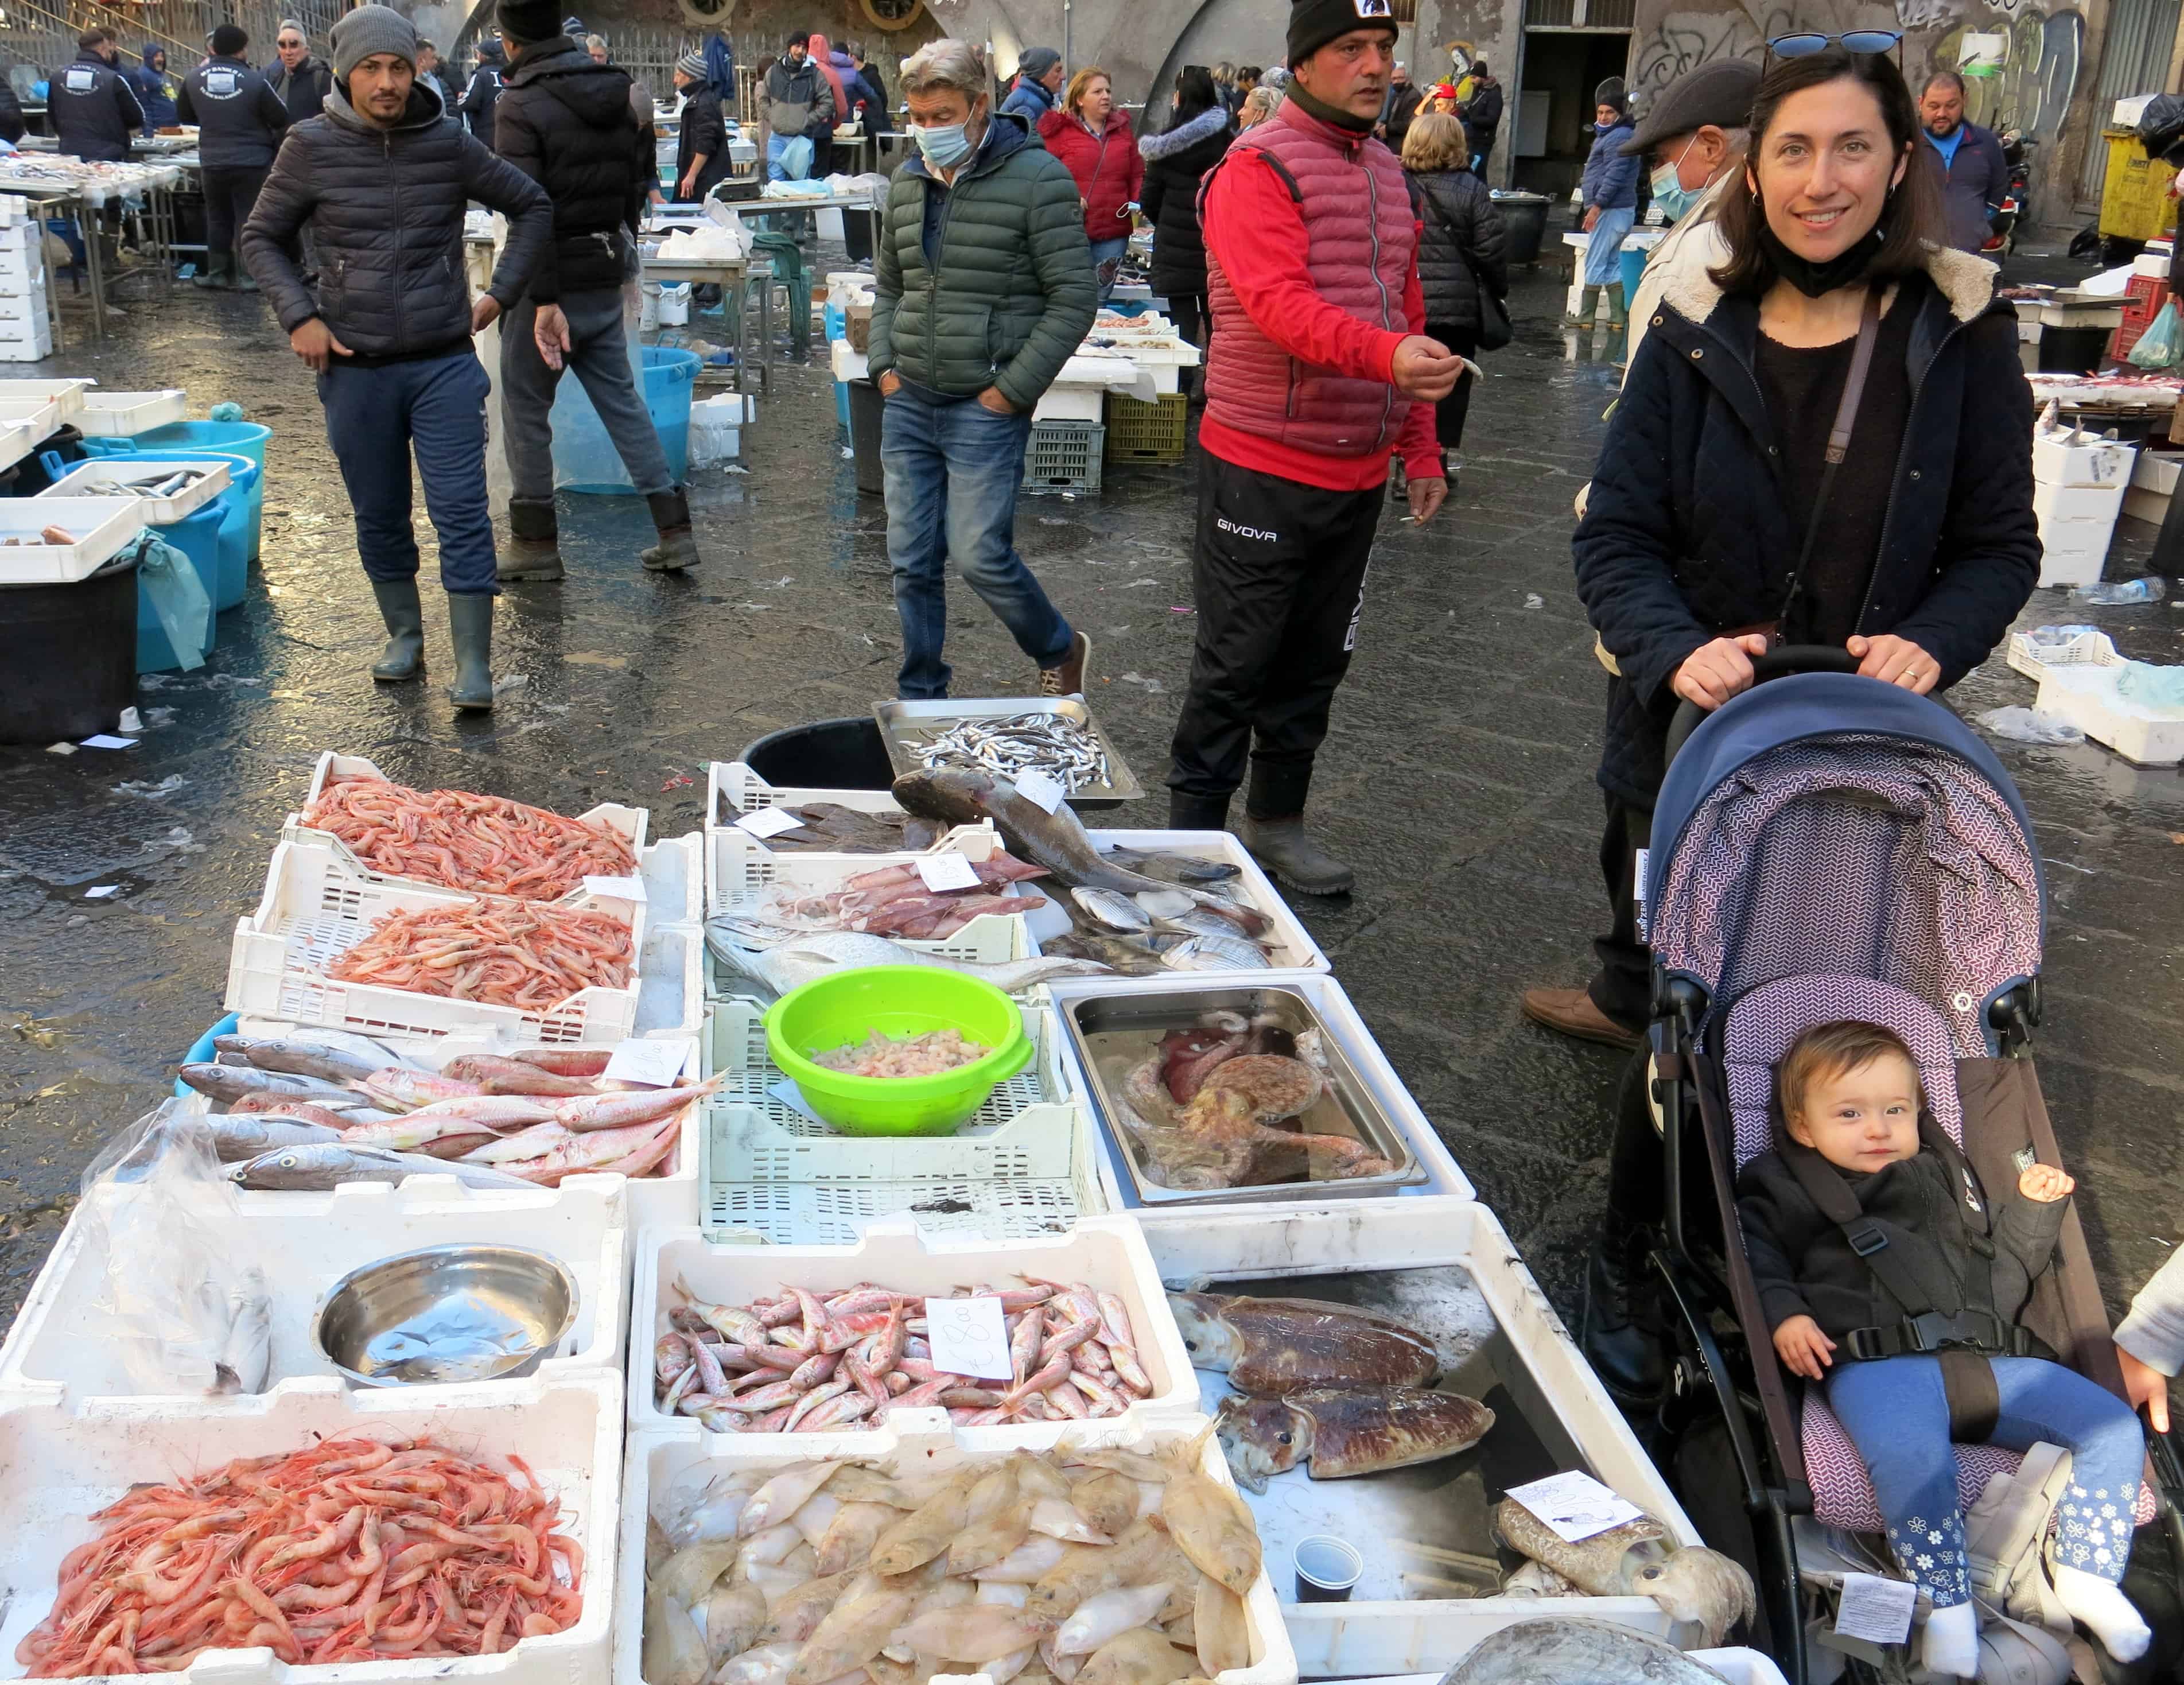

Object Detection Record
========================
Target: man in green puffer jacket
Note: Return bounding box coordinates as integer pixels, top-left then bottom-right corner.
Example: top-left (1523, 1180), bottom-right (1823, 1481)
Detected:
top-left (870, 37), bottom-right (1097, 701)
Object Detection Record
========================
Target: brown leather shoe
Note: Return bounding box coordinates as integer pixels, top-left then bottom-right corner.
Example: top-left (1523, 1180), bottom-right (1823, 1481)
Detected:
top-left (1521, 987), bottom-right (1643, 1050)
top-left (1039, 630), bottom-right (1091, 697)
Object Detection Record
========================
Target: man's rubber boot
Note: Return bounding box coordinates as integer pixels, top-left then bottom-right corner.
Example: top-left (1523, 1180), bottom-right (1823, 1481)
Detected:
top-left (235, 262), bottom-right (259, 294)
top-left (367, 577), bottom-right (425, 682)
top-left (1168, 793), bottom-right (1230, 832)
top-left (1581, 1218), bottom-right (1669, 1406)
top-left (1607, 282), bottom-right (1628, 327)
top-left (1242, 814), bottom-right (1354, 896)
top-left (499, 496), bottom-right (564, 581)
top-left (191, 253), bottom-right (228, 290)
top-left (1564, 284), bottom-right (1600, 328)
top-left (640, 488), bottom-right (701, 571)
top-left (447, 592), bottom-right (495, 711)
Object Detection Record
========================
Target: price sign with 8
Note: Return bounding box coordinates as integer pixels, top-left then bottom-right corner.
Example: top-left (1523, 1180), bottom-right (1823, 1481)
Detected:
top-left (926, 1294), bottom-right (1013, 1381)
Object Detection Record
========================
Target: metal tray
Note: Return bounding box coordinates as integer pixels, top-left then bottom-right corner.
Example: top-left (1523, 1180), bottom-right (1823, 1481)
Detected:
top-left (871, 696), bottom-right (1145, 806)
top-left (1059, 983), bottom-right (1425, 1205)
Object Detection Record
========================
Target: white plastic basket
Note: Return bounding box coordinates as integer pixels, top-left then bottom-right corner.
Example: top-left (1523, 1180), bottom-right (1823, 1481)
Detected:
top-left (0, 496), bottom-right (149, 585)
top-left (1135, 1198), bottom-right (1704, 1675)
top-left (2006, 626), bottom-right (2110, 681)
top-left (0, 1177), bottom-right (628, 1407)
top-left (1058, 829), bottom-right (1329, 972)
top-left (0, 1373), bottom-right (620, 1685)
top-left (34, 455), bottom-right (229, 525)
top-left (630, 1212), bottom-right (1194, 1436)
top-left (2003, 627), bottom-right (2184, 764)
top-left (225, 833), bottom-right (648, 1046)
top-left (73, 387), bottom-right (188, 436)
top-left (285, 751), bottom-right (659, 910)
top-left (619, 1412), bottom-right (1298, 1685)
top-left (704, 758), bottom-right (994, 857)
top-left (0, 377), bottom-right (86, 426)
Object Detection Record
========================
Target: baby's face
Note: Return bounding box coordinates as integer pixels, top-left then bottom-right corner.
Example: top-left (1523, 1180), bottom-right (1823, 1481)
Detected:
top-left (1789, 1050), bottom-right (1921, 1172)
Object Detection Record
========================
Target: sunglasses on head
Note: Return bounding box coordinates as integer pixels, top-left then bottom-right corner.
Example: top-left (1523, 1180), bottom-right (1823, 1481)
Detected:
top-left (1765, 29), bottom-right (1904, 60)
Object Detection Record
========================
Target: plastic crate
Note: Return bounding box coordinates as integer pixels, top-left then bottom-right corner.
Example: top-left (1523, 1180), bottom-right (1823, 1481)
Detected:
top-left (1104, 391), bottom-right (1189, 463)
top-left (629, 1213), bottom-right (1195, 1437)
top-left (0, 496), bottom-right (150, 585)
top-left (1023, 420), bottom-right (1103, 495)
top-left (75, 387), bottom-right (188, 436)
top-left (2007, 627), bottom-right (2184, 764)
top-left (224, 832), bottom-right (648, 1045)
top-left (35, 455), bottom-right (229, 524)
top-left (704, 758), bottom-right (994, 858)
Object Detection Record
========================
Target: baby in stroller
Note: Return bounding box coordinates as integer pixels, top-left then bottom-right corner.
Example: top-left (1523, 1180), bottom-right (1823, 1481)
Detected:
top-left (1737, 1019), bottom-right (2151, 1677)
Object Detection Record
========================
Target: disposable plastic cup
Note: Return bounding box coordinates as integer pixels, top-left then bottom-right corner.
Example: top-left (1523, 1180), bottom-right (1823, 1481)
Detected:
top-left (1294, 1536), bottom-right (1364, 1602)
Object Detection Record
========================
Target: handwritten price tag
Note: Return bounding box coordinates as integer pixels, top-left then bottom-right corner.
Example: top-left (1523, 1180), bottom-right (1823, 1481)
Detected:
top-left (1015, 768), bottom-right (1067, 814)
top-left (583, 874), bottom-right (648, 902)
top-left (1505, 1470), bottom-right (1646, 1543)
top-left (916, 852), bottom-right (981, 892)
top-left (736, 806), bottom-right (805, 839)
top-left (603, 1036), bottom-right (693, 1088)
top-left (926, 1295), bottom-right (1013, 1381)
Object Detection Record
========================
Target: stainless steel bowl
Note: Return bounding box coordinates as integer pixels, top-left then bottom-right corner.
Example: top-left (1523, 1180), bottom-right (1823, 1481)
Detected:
top-left (313, 1244), bottom-right (578, 1387)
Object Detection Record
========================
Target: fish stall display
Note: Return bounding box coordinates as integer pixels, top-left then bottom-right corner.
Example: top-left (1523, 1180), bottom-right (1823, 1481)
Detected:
top-left (712, 856), bottom-right (1054, 945)
top-left (642, 1433), bottom-right (1264, 1685)
top-left (898, 713), bottom-right (1113, 794)
top-left (300, 770), bottom-right (639, 898)
top-left (1490, 1502), bottom-right (1755, 1648)
top-left (14, 1434), bottom-right (584, 1673)
top-left (181, 1031), bottom-right (709, 1186)
top-left (325, 896), bottom-right (634, 1012)
top-left (656, 1275), bottom-right (1157, 1431)
top-left (749, 805), bottom-right (954, 855)
top-left (709, 930), bottom-right (1110, 1002)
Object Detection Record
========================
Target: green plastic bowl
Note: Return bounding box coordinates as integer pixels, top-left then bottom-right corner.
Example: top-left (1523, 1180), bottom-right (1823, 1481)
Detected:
top-left (764, 966), bottom-right (1033, 1137)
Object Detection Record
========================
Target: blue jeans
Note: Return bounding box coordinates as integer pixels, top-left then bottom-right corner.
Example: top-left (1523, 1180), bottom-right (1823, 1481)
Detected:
top-left (767, 133), bottom-right (813, 181)
top-left (318, 349), bottom-right (499, 596)
top-left (1090, 234), bottom-right (1128, 301)
top-left (881, 386), bottom-right (1072, 699)
top-left (1828, 1354), bottom-right (2144, 1605)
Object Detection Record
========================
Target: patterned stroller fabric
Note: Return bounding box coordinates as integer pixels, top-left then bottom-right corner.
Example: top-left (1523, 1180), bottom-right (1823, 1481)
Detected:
top-left (1651, 736), bottom-right (2043, 1055)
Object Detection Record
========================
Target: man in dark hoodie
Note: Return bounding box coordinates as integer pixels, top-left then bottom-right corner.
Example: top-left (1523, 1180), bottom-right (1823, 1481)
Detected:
top-left (242, 5), bottom-right (551, 713)
top-left (177, 24), bottom-right (289, 290)
top-left (492, 0), bottom-right (698, 577)
top-left (461, 37), bottom-right (507, 145)
top-left (129, 44), bottom-right (178, 131)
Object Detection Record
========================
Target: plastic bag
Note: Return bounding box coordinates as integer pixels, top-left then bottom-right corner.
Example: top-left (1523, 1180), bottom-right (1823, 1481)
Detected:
top-left (2139, 91), bottom-right (2184, 162)
top-left (79, 1098), bottom-right (271, 1395)
top-left (133, 533), bottom-right (209, 672)
top-left (2117, 659), bottom-right (2184, 709)
top-left (2130, 302), bottom-right (2183, 369)
top-left (1977, 706), bottom-right (2084, 744)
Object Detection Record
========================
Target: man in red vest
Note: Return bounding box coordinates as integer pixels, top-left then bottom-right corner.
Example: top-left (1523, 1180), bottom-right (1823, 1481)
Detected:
top-left (1167, 0), bottom-right (1463, 896)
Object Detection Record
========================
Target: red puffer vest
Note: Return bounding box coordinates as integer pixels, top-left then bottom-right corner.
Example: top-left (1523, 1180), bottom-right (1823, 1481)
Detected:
top-left (1200, 101), bottom-right (1417, 458)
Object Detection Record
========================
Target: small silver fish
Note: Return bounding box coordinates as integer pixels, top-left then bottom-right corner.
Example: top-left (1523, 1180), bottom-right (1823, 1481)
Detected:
top-left (212, 1032), bottom-right (395, 1085)
top-left (177, 1063), bottom-right (357, 1106)
top-left (1072, 887), bottom-right (1151, 933)
top-left (227, 1142), bottom-right (537, 1192)
top-left (204, 1112), bottom-right (344, 1162)
top-left (1162, 934), bottom-right (1273, 972)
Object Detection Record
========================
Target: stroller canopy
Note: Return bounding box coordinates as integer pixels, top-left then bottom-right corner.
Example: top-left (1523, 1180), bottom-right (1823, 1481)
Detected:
top-left (1645, 675), bottom-right (2045, 1055)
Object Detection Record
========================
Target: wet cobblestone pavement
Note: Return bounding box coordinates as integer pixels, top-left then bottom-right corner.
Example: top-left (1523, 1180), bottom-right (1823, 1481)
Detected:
top-left (3, 247), bottom-right (2181, 1341)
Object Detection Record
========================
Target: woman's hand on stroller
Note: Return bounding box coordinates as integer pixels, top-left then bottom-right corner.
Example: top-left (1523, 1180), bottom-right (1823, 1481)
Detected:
top-left (1671, 634), bottom-right (1771, 711)
top-left (1845, 634), bottom-right (1940, 693)
top-left (2019, 1163), bottom-right (2075, 1203)
top-left (1773, 1314), bottom-right (1837, 1381)
top-left (2117, 1345), bottom-right (2172, 1434)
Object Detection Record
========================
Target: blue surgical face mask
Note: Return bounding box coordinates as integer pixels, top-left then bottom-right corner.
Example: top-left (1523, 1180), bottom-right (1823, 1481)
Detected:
top-left (913, 117), bottom-right (975, 170)
top-left (1649, 135), bottom-right (1703, 223)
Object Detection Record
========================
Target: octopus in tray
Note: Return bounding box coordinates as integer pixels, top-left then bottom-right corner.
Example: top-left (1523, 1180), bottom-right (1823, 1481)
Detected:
top-left (1116, 1013), bottom-right (1395, 1190)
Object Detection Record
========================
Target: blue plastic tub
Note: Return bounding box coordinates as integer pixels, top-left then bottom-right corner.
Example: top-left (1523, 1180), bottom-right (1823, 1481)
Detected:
top-left (550, 347), bottom-right (700, 494)
top-left (72, 447), bottom-right (260, 608)
top-left (825, 301), bottom-right (850, 428)
top-left (174, 1013), bottom-right (239, 1097)
top-left (86, 421), bottom-right (270, 562)
top-left (135, 502), bottom-right (224, 671)
top-left (1620, 243), bottom-right (1647, 309)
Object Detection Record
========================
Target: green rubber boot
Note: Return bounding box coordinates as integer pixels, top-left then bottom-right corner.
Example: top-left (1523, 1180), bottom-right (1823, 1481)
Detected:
top-left (447, 592), bottom-right (495, 711)
top-left (367, 577), bottom-right (424, 682)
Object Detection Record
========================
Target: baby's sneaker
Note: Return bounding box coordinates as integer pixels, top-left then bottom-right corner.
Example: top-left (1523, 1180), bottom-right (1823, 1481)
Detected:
top-left (2052, 1564), bottom-right (2152, 1663)
top-left (1921, 1599), bottom-right (1981, 1679)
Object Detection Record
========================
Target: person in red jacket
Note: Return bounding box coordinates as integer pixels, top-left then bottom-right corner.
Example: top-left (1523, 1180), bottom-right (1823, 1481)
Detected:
top-left (1164, 0), bottom-right (1463, 895)
top-left (1038, 67), bottom-right (1141, 298)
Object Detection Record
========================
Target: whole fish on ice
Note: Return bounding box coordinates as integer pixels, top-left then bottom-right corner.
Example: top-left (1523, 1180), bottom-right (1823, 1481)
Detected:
top-left (1437, 1618), bottom-right (1733, 1684)
top-left (211, 1031), bottom-right (405, 1084)
top-left (176, 1063), bottom-right (358, 1108)
top-left (1215, 1386), bottom-right (1494, 1490)
top-left (227, 1142), bottom-right (538, 1191)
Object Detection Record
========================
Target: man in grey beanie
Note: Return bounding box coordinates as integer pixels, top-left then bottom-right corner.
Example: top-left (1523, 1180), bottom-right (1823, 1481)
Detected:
top-left (242, 3), bottom-right (553, 712)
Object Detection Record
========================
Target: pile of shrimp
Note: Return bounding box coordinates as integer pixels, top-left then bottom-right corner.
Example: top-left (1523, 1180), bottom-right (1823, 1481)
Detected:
top-left (17, 1435), bottom-right (584, 1675)
top-left (303, 774), bottom-right (636, 899)
top-left (327, 897), bottom-right (633, 1011)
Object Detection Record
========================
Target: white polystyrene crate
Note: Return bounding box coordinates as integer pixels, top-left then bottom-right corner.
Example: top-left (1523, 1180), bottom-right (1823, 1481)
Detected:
top-left (704, 758), bottom-right (995, 857)
top-left (36, 454), bottom-right (228, 524)
top-left (1043, 970), bottom-right (1474, 1211)
top-left (0, 1373), bottom-right (619, 1685)
top-left (630, 1212), bottom-right (1195, 1436)
top-left (285, 750), bottom-right (657, 909)
top-left (75, 387), bottom-right (187, 435)
top-left (619, 1412), bottom-right (1297, 1685)
top-left (0, 325), bottom-right (55, 364)
top-left (2038, 538), bottom-right (2109, 591)
top-left (225, 833), bottom-right (647, 1046)
top-left (0, 1178), bottom-right (628, 1408)
top-left (2035, 662), bottom-right (2184, 765)
top-left (1033, 382), bottom-right (1108, 422)
top-left (1056, 828), bottom-right (1328, 972)
top-left (0, 289), bottom-right (46, 323)
top-left (1362, 1656), bottom-right (1782, 1685)
top-left (0, 496), bottom-right (148, 584)
top-left (1136, 1197), bottom-right (1704, 1675)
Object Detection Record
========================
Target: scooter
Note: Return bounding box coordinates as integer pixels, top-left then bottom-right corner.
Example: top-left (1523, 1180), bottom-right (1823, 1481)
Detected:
top-left (1984, 127), bottom-right (2035, 258)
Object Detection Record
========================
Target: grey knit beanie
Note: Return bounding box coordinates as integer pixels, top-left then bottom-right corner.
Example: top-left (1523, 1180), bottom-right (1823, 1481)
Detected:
top-left (676, 50), bottom-right (707, 79)
top-left (331, 5), bottom-right (417, 77)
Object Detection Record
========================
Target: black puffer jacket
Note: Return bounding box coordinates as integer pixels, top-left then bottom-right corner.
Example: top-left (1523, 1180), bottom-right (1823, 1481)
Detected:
top-left (1408, 166), bottom-right (1506, 334)
top-left (495, 38), bottom-right (647, 301)
top-left (0, 80), bottom-right (24, 144)
top-left (1138, 105), bottom-right (1230, 300)
top-left (240, 80), bottom-right (553, 359)
top-left (177, 55), bottom-right (290, 169)
top-left (460, 44), bottom-right (505, 146)
top-left (1572, 247), bottom-right (2041, 808)
top-left (269, 54), bottom-right (331, 124)
top-left (674, 86), bottom-right (728, 200)
top-left (49, 51), bottom-right (142, 162)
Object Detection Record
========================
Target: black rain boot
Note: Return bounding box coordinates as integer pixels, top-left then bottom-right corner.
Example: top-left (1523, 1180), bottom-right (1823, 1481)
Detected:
top-left (1581, 1215), bottom-right (1669, 1406)
top-left (192, 252), bottom-right (228, 290)
top-left (1241, 814), bottom-right (1354, 896)
top-left (446, 593), bottom-right (495, 711)
top-left (640, 488), bottom-right (701, 572)
top-left (1168, 792), bottom-right (1231, 832)
top-left (235, 258), bottom-right (259, 294)
top-left (367, 577), bottom-right (425, 682)
top-left (499, 496), bottom-right (563, 582)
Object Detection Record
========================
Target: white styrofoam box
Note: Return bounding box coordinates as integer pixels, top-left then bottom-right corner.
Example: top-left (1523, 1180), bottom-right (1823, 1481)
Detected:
top-left (0, 256), bottom-right (45, 298)
top-left (1033, 382), bottom-right (1109, 422)
top-left (0, 496), bottom-right (147, 585)
top-left (2138, 249), bottom-right (2174, 277)
top-left (2038, 539), bottom-right (2110, 591)
top-left (831, 336), bottom-right (870, 381)
top-left (1361, 1656), bottom-right (1783, 1685)
top-left (1137, 1198), bottom-right (1701, 1674)
top-left (225, 832), bottom-right (649, 1046)
top-left (2116, 93), bottom-right (2156, 125)
top-left (0, 321), bottom-right (53, 363)
top-left (1044, 970), bottom-right (1474, 1212)
top-left (36, 454), bottom-right (228, 523)
top-left (0, 1375), bottom-right (619, 1685)
top-left (0, 1177), bottom-right (628, 1407)
top-left (2033, 425), bottom-right (2135, 488)
top-left (620, 1412), bottom-right (1299, 1685)
top-left (632, 1213), bottom-right (1192, 1436)
top-left (0, 287), bottom-right (47, 324)
top-left (75, 386), bottom-right (187, 436)
top-left (2023, 633), bottom-right (2184, 765)
top-left (704, 758), bottom-right (994, 859)
top-left (2034, 479), bottom-right (2127, 526)
top-left (1068, 828), bottom-right (1328, 973)
top-left (2133, 448), bottom-right (2182, 494)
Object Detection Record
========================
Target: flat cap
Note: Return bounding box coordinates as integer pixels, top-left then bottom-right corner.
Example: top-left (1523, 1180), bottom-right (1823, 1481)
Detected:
top-left (1620, 57), bottom-right (1759, 155)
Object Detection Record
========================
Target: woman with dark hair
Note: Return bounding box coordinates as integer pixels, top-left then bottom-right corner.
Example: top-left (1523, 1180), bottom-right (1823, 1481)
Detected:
top-left (1555, 43), bottom-right (2041, 1401)
top-left (1139, 64), bottom-right (1230, 390)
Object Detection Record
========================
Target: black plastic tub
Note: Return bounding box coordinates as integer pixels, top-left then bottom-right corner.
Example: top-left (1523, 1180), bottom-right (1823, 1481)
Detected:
top-left (740, 716), bottom-right (896, 789)
top-left (0, 548), bottom-right (138, 743)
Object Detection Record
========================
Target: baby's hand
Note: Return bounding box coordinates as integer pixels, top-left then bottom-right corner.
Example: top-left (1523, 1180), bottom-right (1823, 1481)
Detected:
top-left (2019, 1163), bottom-right (2076, 1203)
top-left (1773, 1314), bottom-right (1837, 1381)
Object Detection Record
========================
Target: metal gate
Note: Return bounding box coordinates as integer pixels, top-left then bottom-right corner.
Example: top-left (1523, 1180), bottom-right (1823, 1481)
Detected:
top-left (2080, 0), bottom-right (2183, 204)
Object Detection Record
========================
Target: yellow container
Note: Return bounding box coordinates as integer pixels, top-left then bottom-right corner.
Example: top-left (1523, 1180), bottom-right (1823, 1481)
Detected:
top-left (2100, 128), bottom-right (2179, 243)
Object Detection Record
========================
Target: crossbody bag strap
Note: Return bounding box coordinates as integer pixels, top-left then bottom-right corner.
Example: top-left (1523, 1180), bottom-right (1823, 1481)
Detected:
top-left (1775, 285), bottom-right (1883, 636)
